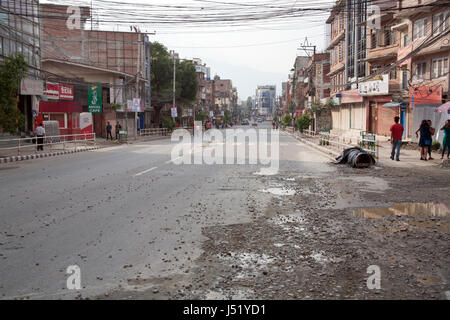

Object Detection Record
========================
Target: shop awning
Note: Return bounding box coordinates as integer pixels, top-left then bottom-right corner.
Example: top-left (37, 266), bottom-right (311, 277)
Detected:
top-left (39, 101), bottom-right (82, 113)
top-left (434, 102), bottom-right (450, 114)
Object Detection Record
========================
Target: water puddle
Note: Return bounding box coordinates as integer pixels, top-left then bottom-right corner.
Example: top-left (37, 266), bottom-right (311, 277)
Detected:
top-left (259, 188), bottom-right (296, 196)
top-left (351, 202), bottom-right (450, 233)
top-left (350, 202), bottom-right (450, 219)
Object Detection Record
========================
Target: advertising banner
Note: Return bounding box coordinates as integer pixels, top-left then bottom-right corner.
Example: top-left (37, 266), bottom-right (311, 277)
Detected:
top-left (409, 86), bottom-right (443, 109)
top-left (59, 84), bottom-right (74, 100)
top-left (44, 82), bottom-right (60, 99)
top-left (132, 98), bottom-right (141, 112)
top-left (171, 107), bottom-right (177, 118)
top-left (20, 78), bottom-right (44, 95)
top-left (88, 82), bottom-right (102, 113)
top-left (358, 74), bottom-right (389, 96)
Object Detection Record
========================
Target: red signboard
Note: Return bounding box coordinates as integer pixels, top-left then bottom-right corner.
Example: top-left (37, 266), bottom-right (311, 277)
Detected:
top-left (44, 83), bottom-right (74, 100)
top-left (59, 84), bottom-right (74, 100)
top-left (44, 82), bottom-right (60, 99)
top-left (409, 86), bottom-right (442, 109)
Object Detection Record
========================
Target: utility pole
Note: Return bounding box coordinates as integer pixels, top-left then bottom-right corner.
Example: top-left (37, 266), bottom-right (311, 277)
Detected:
top-left (354, 0), bottom-right (359, 88)
top-left (299, 37), bottom-right (316, 105)
top-left (171, 50), bottom-right (177, 124)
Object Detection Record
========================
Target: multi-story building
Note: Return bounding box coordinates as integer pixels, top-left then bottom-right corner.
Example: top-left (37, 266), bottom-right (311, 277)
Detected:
top-left (0, 0), bottom-right (42, 134)
top-left (304, 52), bottom-right (332, 131)
top-left (396, 0), bottom-right (450, 142)
top-left (306, 52), bottom-right (331, 106)
top-left (192, 58), bottom-right (212, 113)
top-left (327, 0), bottom-right (368, 138)
top-left (40, 3), bottom-right (151, 138)
top-left (255, 85), bottom-right (276, 116)
top-left (289, 56), bottom-right (309, 119)
top-left (212, 75), bottom-right (233, 113)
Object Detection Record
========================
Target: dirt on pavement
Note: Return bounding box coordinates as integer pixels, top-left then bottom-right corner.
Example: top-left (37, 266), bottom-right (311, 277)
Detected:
top-left (101, 163), bottom-right (450, 300)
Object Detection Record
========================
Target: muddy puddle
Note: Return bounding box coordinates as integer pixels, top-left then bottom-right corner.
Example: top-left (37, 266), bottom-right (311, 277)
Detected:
top-left (351, 202), bottom-right (450, 233)
top-left (351, 202), bottom-right (450, 219)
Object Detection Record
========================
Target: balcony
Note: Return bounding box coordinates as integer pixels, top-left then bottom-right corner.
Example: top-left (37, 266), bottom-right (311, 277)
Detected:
top-left (327, 29), bottom-right (345, 50)
top-left (413, 32), bottom-right (450, 56)
top-left (365, 44), bottom-right (398, 63)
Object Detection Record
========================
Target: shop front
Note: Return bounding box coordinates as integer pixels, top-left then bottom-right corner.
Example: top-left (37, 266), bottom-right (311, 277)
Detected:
top-left (35, 101), bottom-right (83, 137)
top-left (331, 89), bottom-right (365, 138)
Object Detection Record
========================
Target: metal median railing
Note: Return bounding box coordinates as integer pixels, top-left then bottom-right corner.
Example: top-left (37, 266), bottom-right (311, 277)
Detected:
top-left (0, 133), bottom-right (96, 155)
top-left (300, 130), bottom-right (379, 159)
top-left (138, 128), bottom-right (170, 137)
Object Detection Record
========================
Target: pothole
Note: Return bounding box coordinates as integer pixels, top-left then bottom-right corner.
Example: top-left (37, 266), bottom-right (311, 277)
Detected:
top-left (259, 188), bottom-right (295, 196)
top-left (350, 202), bottom-right (450, 219)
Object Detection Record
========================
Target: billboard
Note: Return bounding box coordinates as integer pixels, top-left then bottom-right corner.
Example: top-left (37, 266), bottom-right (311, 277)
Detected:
top-left (88, 82), bottom-right (102, 113)
top-left (358, 74), bottom-right (389, 96)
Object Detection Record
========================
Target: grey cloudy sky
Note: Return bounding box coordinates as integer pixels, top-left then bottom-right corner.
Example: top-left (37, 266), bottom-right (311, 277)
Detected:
top-left (45, 0), bottom-right (332, 100)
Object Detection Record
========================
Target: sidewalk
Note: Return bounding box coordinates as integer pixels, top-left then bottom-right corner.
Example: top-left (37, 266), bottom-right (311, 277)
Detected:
top-left (378, 141), bottom-right (449, 168)
top-left (284, 129), bottom-right (450, 169)
top-left (0, 133), bottom-right (171, 164)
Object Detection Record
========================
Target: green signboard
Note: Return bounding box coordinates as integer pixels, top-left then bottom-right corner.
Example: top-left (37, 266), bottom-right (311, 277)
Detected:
top-left (88, 82), bottom-right (102, 113)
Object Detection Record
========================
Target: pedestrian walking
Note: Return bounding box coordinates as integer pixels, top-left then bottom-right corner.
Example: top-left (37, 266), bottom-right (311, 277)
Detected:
top-left (115, 123), bottom-right (121, 140)
top-left (390, 116), bottom-right (404, 161)
top-left (35, 123), bottom-right (45, 151)
top-left (106, 122), bottom-right (113, 141)
top-left (440, 119), bottom-right (450, 160)
top-left (427, 120), bottom-right (435, 160)
top-left (416, 120), bottom-right (432, 161)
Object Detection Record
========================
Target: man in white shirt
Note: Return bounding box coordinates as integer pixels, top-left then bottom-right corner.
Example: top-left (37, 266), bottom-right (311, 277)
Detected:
top-left (35, 123), bottom-right (45, 151)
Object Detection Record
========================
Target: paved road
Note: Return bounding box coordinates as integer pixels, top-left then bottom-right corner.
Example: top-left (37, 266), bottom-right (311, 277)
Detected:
top-left (0, 123), bottom-right (334, 299)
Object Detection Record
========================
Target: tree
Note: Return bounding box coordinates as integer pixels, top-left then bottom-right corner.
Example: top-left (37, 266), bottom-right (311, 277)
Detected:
top-left (176, 60), bottom-right (198, 106)
top-left (150, 42), bottom-right (174, 125)
top-left (161, 116), bottom-right (176, 131)
top-left (296, 114), bottom-right (313, 133)
top-left (150, 42), bottom-right (199, 126)
top-left (0, 55), bottom-right (28, 134)
top-left (282, 113), bottom-right (291, 127)
top-left (195, 110), bottom-right (207, 122)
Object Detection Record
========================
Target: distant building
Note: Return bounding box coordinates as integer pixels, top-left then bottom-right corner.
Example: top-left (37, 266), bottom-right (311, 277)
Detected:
top-left (255, 85), bottom-right (276, 116)
top-left (212, 75), bottom-right (233, 112)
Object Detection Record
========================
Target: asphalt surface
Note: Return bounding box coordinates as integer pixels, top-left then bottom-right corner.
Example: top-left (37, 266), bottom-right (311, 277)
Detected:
top-left (0, 123), bottom-right (334, 299)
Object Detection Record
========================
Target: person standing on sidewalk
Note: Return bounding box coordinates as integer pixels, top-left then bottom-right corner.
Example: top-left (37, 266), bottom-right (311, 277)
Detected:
top-left (426, 120), bottom-right (435, 160)
top-left (416, 120), bottom-right (432, 161)
top-left (106, 122), bottom-right (113, 141)
top-left (115, 122), bottom-right (121, 140)
top-left (440, 119), bottom-right (450, 159)
top-left (35, 123), bottom-right (46, 151)
top-left (390, 116), bottom-right (404, 161)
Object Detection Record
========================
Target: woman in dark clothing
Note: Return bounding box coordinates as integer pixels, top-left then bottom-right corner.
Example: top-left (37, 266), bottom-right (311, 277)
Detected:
top-left (416, 120), bottom-right (432, 161)
top-left (441, 119), bottom-right (450, 160)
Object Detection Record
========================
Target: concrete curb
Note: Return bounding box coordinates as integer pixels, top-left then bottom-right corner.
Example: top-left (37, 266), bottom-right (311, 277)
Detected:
top-left (0, 146), bottom-right (101, 165)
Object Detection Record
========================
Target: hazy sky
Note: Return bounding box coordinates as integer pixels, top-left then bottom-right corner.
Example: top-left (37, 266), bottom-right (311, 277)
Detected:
top-left (44, 0), bottom-right (332, 100)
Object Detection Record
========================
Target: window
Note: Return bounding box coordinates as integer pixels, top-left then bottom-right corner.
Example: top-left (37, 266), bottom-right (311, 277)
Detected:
top-left (413, 18), bottom-right (428, 40)
top-left (432, 57), bottom-right (449, 78)
top-left (403, 33), bottom-right (408, 47)
top-left (371, 32), bottom-right (377, 49)
top-left (384, 28), bottom-right (392, 46)
top-left (414, 62), bottom-right (426, 79)
top-left (339, 42), bottom-right (343, 61)
top-left (433, 11), bottom-right (449, 34)
top-left (402, 71), bottom-right (408, 90)
top-left (390, 67), bottom-right (397, 80)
